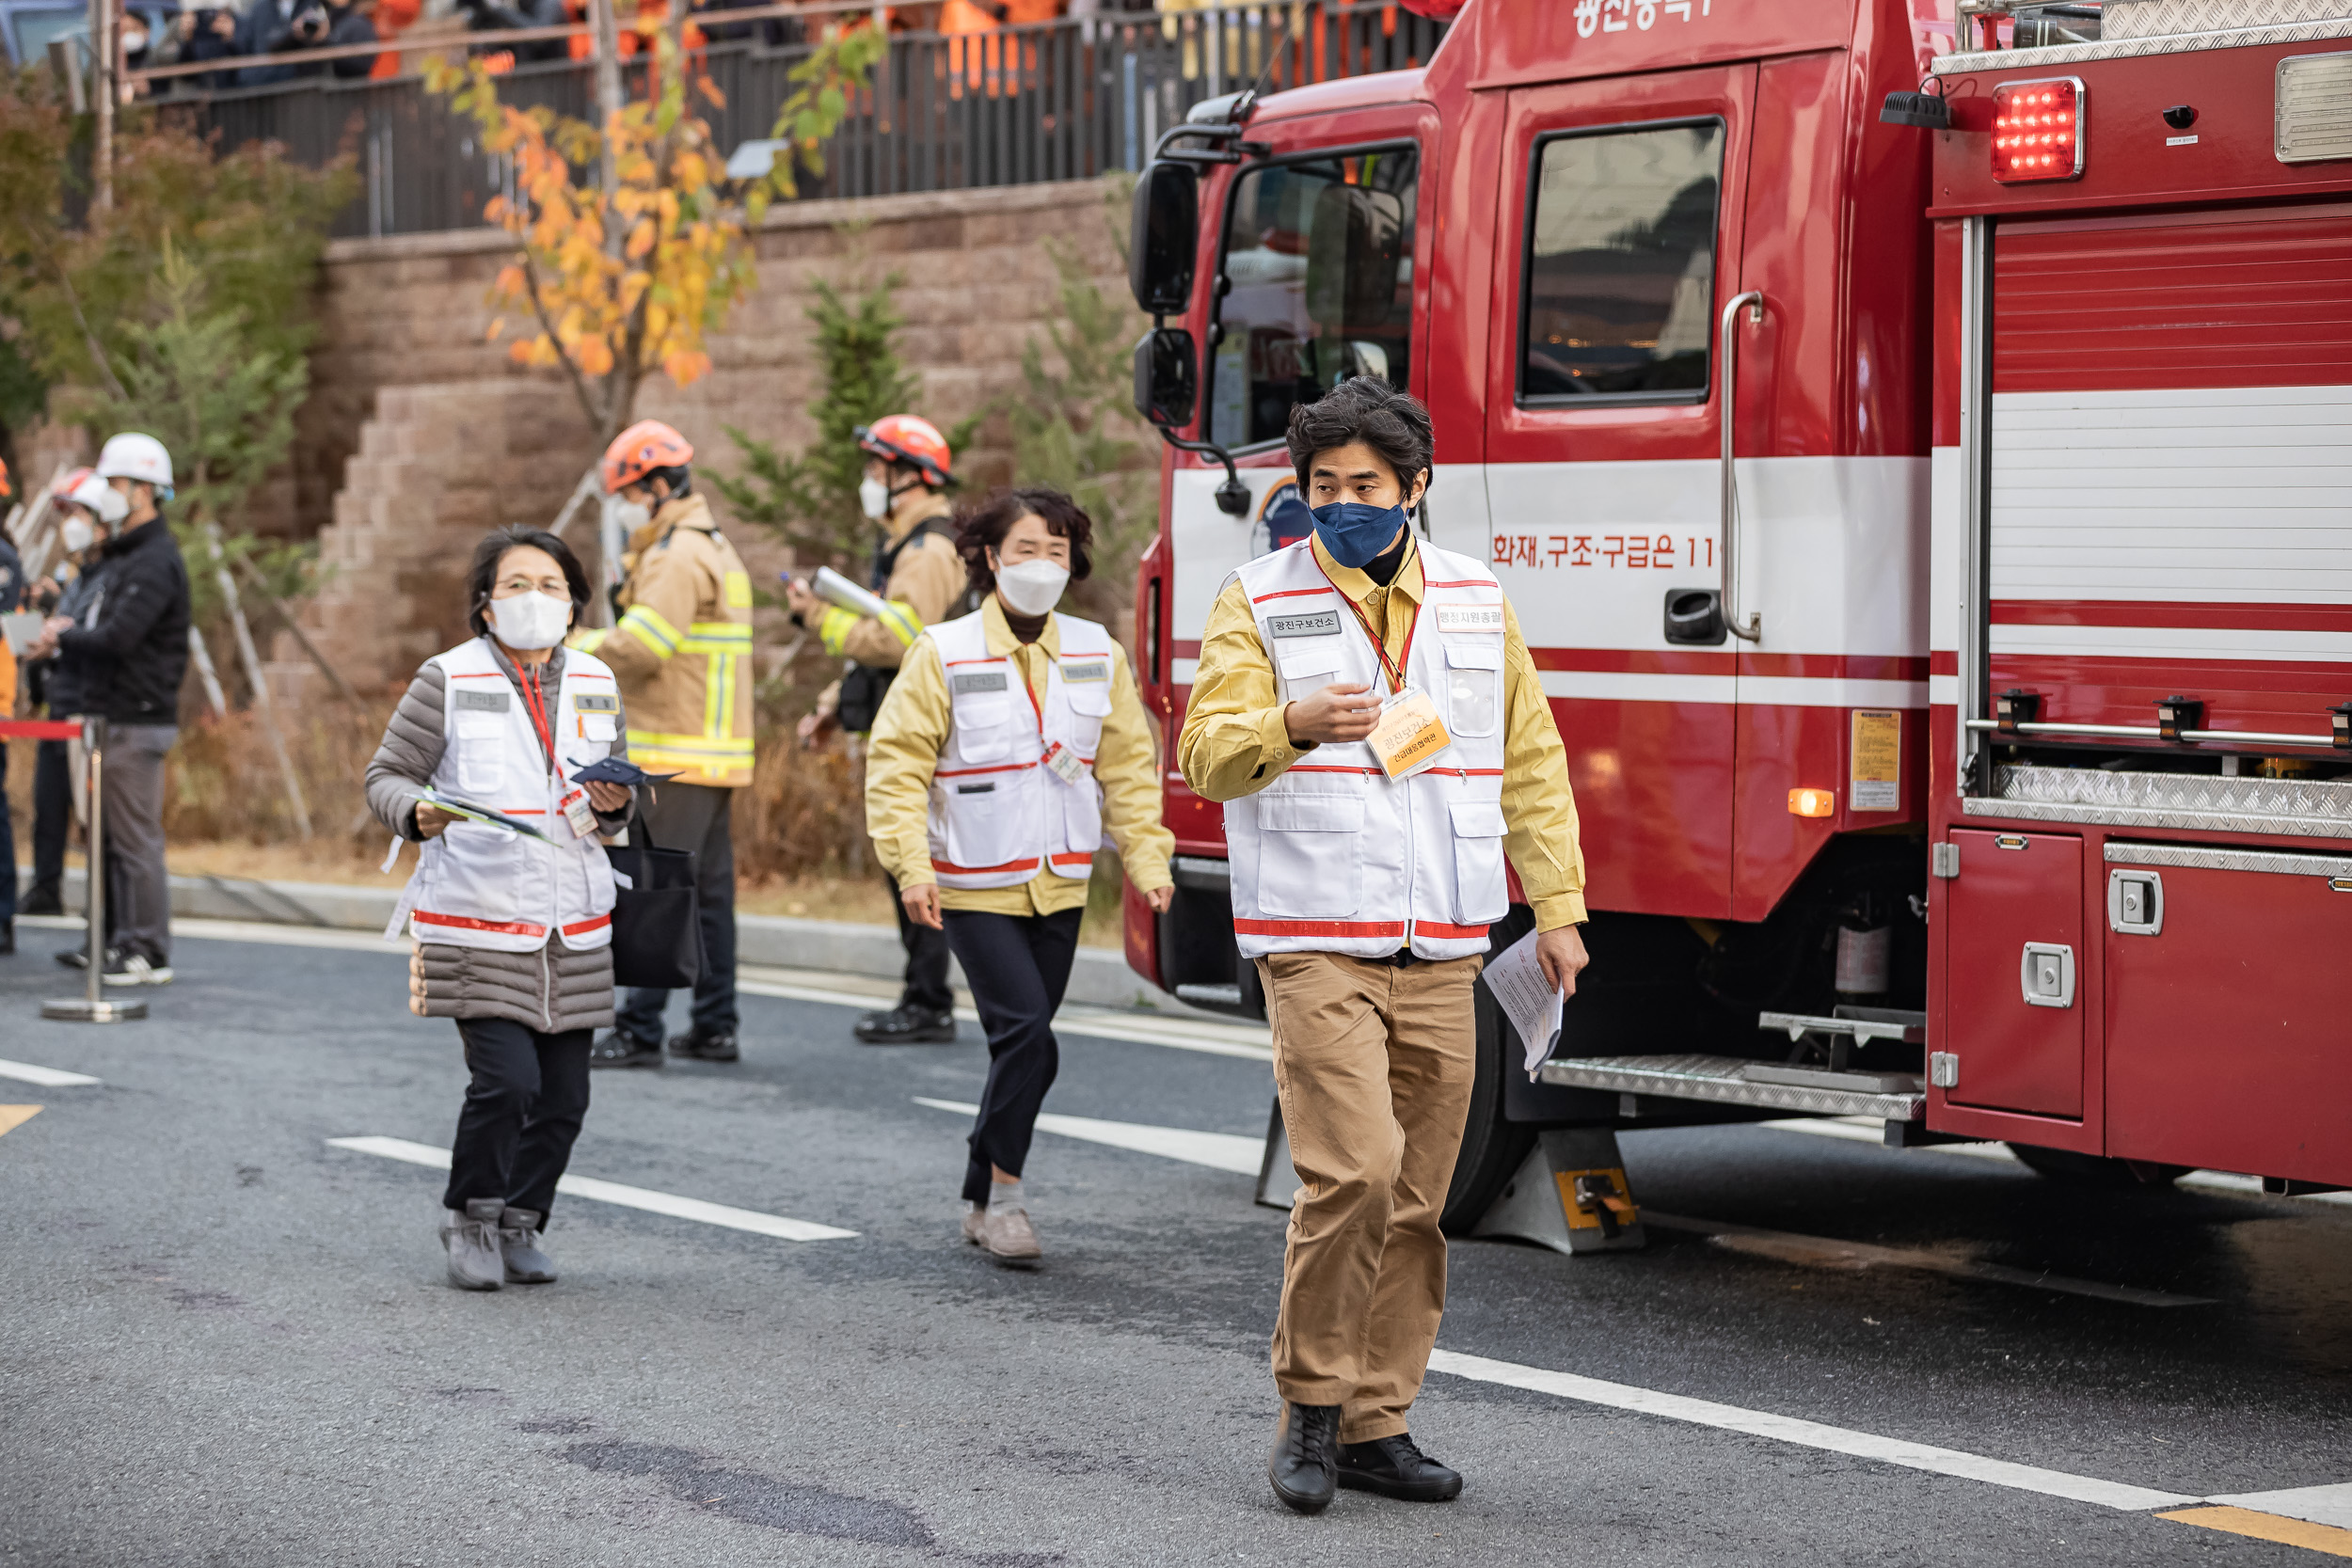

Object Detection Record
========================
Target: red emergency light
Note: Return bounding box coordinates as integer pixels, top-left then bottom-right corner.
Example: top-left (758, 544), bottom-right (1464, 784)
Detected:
top-left (1991, 77), bottom-right (2086, 182)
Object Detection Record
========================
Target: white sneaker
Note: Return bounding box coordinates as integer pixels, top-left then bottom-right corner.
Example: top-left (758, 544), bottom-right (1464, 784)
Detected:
top-left (103, 953), bottom-right (173, 987)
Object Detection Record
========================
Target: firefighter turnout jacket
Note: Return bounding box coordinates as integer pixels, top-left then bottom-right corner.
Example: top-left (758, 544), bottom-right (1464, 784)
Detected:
top-left (1179, 532), bottom-right (1587, 959)
top-left (864, 596), bottom-right (1173, 918)
top-left (817, 491), bottom-right (970, 733)
top-left (576, 492), bottom-right (755, 787)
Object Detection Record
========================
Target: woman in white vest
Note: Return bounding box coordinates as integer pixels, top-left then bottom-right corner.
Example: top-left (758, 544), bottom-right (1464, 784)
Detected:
top-left (365, 527), bottom-right (635, 1291)
top-left (866, 488), bottom-right (1175, 1265)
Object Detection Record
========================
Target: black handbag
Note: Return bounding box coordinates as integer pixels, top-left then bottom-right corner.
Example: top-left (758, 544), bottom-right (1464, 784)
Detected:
top-left (604, 812), bottom-right (701, 990)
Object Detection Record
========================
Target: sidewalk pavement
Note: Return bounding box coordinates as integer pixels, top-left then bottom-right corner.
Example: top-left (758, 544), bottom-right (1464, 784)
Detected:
top-left (20, 866), bottom-right (1200, 1015)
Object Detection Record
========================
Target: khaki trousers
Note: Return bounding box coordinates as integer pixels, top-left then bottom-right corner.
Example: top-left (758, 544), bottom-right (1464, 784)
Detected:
top-left (1259, 949), bottom-right (1480, 1443)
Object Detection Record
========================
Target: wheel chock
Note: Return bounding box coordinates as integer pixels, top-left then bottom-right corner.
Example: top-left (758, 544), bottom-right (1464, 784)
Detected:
top-left (1470, 1128), bottom-right (1646, 1256)
top-left (1255, 1094), bottom-right (1300, 1211)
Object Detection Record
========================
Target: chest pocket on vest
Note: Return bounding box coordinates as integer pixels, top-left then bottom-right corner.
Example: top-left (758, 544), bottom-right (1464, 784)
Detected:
top-left (1061, 675), bottom-right (1112, 754)
top-left (454, 714), bottom-right (507, 794)
top-left (1252, 791), bottom-right (1363, 919)
top-left (949, 691), bottom-right (1016, 765)
top-left (1444, 641), bottom-right (1502, 738)
top-left (1277, 641), bottom-right (1351, 704)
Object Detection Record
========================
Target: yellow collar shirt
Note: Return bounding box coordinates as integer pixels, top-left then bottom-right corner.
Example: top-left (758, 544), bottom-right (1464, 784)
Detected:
top-left (1177, 532), bottom-right (1588, 931)
top-left (864, 595), bottom-right (1176, 917)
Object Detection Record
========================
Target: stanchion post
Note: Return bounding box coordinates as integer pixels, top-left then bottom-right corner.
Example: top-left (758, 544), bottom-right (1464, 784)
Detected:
top-left (42, 718), bottom-right (146, 1023)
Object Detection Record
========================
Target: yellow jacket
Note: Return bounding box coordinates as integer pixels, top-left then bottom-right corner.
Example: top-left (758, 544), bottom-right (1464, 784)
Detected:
top-left (573, 492), bottom-right (755, 787)
top-left (866, 595), bottom-right (1175, 916)
top-left (1178, 532), bottom-right (1589, 930)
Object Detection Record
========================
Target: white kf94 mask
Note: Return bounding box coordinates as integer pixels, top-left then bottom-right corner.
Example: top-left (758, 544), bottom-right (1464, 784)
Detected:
top-left (489, 590), bottom-right (572, 651)
top-left (994, 559), bottom-right (1070, 617)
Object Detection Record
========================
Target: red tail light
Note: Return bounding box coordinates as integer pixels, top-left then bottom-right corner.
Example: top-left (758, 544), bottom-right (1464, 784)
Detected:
top-left (1991, 77), bottom-right (2086, 182)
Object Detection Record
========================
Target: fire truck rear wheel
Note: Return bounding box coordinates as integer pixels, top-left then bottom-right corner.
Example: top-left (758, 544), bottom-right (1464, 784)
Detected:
top-left (1438, 948), bottom-right (1536, 1235)
top-left (2006, 1144), bottom-right (2189, 1189)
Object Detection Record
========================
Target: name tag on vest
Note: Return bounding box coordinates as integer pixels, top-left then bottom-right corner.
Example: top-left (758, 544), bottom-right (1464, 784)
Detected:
top-left (454, 689), bottom-right (510, 712)
top-left (952, 672), bottom-right (1009, 695)
top-left (573, 692), bottom-right (619, 713)
top-left (1435, 605), bottom-right (1503, 634)
top-left (1266, 610), bottom-right (1343, 639)
top-left (1061, 659), bottom-right (1108, 683)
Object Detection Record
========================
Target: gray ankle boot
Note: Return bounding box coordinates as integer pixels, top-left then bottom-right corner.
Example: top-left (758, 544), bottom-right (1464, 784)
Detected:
top-left (500, 1207), bottom-right (557, 1284)
top-left (439, 1197), bottom-right (506, 1291)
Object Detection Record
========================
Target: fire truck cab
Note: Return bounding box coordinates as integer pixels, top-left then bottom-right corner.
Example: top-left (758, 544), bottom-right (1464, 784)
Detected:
top-left (1121, 0), bottom-right (2352, 1242)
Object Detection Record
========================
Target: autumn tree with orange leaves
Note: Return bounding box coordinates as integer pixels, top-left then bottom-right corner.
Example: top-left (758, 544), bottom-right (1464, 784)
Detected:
top-left (426, 17), bottom-right (887, 513)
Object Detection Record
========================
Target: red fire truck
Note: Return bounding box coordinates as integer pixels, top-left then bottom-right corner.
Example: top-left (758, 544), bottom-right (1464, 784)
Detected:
top-left (1118, 0), bottom-right (2352, 1244)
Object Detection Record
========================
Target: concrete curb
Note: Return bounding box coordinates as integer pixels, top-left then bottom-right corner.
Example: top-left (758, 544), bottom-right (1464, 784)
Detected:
top-left (28, 866), bottom-right (1192, 1014)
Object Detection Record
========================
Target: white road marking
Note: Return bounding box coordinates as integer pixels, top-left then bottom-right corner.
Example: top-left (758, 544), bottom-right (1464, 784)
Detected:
top-left (913, 1099), bottom-right (1265, 1175)
top-left (1642, 1212), bottom-right (2215, 1308)
top-left (2206, 1484), bottom-right (2352, 1530)
top-left (1423, 1348), bottom-right (2199, 1513)
top-left (1761, 1117), bottom-right (2352, 1205)
top-left (324, 1136), bottom-right (857, 1241)
top-left (0, 1057), bottom-right (102, 1087)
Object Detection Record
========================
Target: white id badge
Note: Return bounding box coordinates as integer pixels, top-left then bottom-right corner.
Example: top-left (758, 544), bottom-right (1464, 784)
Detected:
top-left (560, 785), bottom-right (597, 838)
top-left (1366, 683), bottom-right (1454, 780)
top-left (1041, 739), bottom-right (1088, 785)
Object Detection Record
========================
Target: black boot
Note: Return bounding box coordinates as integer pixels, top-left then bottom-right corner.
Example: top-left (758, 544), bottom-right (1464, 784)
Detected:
top-left (1267, 1402), bottom-right (1341, 1515)
top-left (667, 1028), bottom-right (739, 1063)
top-left (1336, 1433), bottom-right (1462, 1502)
top-left (853, 1004), bottom-right (957, 1045)
top-left (588, 1028), bottom-right (664, 1069)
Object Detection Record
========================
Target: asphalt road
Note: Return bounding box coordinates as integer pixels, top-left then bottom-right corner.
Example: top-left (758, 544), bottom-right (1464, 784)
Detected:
top-left (3, 926), bottom-right (2348, 1566)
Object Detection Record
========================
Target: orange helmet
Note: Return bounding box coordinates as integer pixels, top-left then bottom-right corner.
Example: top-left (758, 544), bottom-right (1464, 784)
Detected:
top-left (600, 420), bottom-right (694, 494)
top-left (855, 415), bottom-right (953, 489)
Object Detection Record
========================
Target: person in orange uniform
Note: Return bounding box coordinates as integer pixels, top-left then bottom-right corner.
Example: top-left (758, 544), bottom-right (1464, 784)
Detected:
top-left (1180, 378), bottom-right (1589, 1515)
top-left (864, 487), bottom-right (1173, 1265)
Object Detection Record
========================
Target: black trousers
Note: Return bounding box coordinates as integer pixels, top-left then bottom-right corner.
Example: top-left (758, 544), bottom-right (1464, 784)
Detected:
top-left (444, 1018), bottom-right (592, 1220)
top-left (29, 738), bottom-right (71, 909)
top-left (885, 866), bottom-right (954, 1014)
top-left (944, 906), bottom-right (1084, 1204)
top-left (0, 741), bottom-right (13, 921)
top-left (616, 782), bottom-right (738, 1039)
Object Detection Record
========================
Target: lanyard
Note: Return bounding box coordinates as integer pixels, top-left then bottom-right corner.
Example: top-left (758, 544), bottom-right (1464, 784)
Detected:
top-left (1317, 556), bottom-right (1418, 694)
top-left (516, 664), bottom-right (557, 777)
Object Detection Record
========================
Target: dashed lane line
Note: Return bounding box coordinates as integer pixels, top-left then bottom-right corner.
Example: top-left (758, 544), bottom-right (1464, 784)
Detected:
top-left (0, 1058), bottom-right (102, 1087)
top-left (913, 1098), bottom-right (1265, 1175)
top-left (0, 1105), bottom-right (42, 1136)
top-left (1762, 1117), bottom-right (2352, 1207)
top-left (324, 1136), bottom-right (857, 1241)
top-left (1423, 1348), bottom-right (2199, 1513)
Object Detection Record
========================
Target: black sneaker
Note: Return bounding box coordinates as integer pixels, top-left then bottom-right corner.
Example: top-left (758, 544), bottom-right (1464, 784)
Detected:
top-left (56, 944), bottom-right (113, 971)
top-left (588, 1029), bottom-right (665, 1069)
top-left (667, 1029), bottom-right (739, 1063)
top-left (1267, 1402), bottom-right (1341, 1515)
top-left (0, 918), bottom-right (12, 956)
top-left (853, 1005), bottom-right (957, 1045)
top-left (19, 887), bottom-right (63, 917)
top-left (1335, 1433), bottom-right (1462, 1502)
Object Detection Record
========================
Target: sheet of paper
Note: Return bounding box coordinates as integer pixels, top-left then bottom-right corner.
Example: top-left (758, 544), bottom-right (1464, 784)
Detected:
top-left (1, 610), bottom-right (45, 657)
top-left (1484, 927), bottom-right (1565, 1079)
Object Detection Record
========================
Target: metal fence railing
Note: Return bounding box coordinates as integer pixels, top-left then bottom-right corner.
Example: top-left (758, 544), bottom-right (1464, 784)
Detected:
top-left (151, 5), bottom-right (1450, 240)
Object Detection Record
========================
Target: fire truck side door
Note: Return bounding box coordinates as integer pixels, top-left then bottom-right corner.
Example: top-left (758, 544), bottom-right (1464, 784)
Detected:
top-left (1484, 65), bottom-right (1759, 919)
top-left (1942, 829), bottom-right (2087, 1120)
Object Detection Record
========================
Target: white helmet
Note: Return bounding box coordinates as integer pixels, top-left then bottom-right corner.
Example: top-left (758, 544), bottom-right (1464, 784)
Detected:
top-left (96, 432), bottom-right (173, 489)
top-left (66, 472), bottom-right (130, 526)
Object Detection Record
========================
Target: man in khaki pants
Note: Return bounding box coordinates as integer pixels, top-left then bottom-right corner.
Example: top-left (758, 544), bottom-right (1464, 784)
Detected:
top-left (1180, 378), bottom-right (1588, 1515)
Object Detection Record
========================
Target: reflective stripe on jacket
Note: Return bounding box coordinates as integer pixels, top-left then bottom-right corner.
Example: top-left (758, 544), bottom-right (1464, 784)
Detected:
top-left (574, 492), bottom-right (755, 787)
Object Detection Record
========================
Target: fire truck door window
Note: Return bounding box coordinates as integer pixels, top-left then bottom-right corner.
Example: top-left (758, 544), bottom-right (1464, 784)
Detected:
top-left (1519, 122), bottom-right (1723, 402)
top-left (1210, 148), bottom-right (1419, 450)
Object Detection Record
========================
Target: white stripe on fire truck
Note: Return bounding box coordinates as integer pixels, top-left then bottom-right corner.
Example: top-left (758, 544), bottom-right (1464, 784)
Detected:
top-left (1535, 672), bottom-right (1928, 708)
top-left (1988, 624), bottom-right (2352, 663)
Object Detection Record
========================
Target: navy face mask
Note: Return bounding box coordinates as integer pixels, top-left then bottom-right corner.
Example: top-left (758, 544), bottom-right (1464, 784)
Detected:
top-left (1311, 500), bottom-right (1407, 570)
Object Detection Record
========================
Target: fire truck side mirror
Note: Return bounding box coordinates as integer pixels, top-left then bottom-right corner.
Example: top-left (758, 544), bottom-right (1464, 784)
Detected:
top-left (1663, 588), bottom-right (1725, 646)
top-left (1133, 327), bottom-right (1198, 430)
top-left (1130, 161), bottom-right (1200, 318)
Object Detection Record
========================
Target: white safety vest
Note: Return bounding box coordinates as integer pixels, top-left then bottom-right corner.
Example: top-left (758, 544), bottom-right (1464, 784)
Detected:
top-left (389, 637), bottom-right (621, 953)
top-left (925, 610), bottom-right (1118, 890)
top-left (1225, 538), bottom-right (1510, 962)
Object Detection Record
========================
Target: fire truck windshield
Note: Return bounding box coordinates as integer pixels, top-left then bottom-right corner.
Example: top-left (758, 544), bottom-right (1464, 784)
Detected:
top-left (1207, 146), bottom-right (1418, 451)
top-left (1520, 121), bottom-right (1723, 402)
